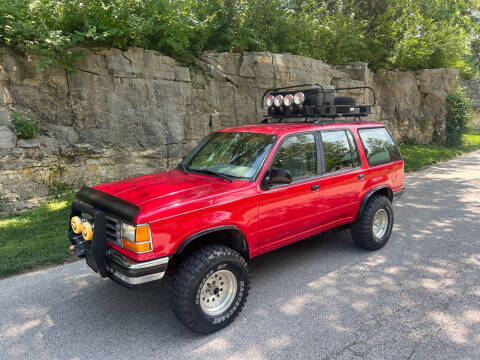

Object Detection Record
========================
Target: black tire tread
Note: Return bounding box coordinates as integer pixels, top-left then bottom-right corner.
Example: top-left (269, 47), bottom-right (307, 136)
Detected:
top-left (170, 245), bottom-right (249, 333)
top-left (351, 195), bottom-right (393, 251)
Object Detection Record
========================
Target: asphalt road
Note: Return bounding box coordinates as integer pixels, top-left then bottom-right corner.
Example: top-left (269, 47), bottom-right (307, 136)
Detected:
top-left (1, 152), bottom-right (480, 360)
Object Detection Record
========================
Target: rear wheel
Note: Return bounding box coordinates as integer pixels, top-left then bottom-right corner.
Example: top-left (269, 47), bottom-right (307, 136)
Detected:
top-left (351, 195), bottom-right (393, 251)
top-left (170, 245), bottom-right (249, 333)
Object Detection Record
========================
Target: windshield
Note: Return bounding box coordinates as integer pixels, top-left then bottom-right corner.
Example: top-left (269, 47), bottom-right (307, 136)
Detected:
top-left (183, 132), bottom-right (277, 180)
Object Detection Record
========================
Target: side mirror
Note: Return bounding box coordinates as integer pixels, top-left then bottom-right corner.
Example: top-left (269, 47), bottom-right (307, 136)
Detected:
top-left (267, 168), bottom-right (293, 186)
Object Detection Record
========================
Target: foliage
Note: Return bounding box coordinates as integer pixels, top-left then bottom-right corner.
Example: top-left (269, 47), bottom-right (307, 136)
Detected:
top-left (48, 181), bottom-right (72, 197)
top-left (446, 89), bottom-right (474, 147)
top-left (400, 134), bottom-right (480, 172)
top-left (0, 0), bottom-right (479, 73)
top-left (10, 110), bottom-right (39, 139)
top-left (0, 193), bottom-right (74, 277)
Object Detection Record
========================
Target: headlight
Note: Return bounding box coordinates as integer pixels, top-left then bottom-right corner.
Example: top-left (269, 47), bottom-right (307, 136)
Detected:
top-left (121, 223), bottom-right (152, 253)
top-left (121, 223), bottom-right (136, 242)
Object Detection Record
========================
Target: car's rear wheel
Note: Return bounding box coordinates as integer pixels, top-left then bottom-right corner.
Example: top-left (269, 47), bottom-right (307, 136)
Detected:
top-left (170, 245), bottom-right (249, 333)
top-left (351, 195), bottom-right (393, 250)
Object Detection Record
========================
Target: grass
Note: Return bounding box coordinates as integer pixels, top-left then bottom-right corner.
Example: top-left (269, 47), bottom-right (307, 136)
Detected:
top-left (1, 134), bottom-right (480, 278)
top-left (0, 193), bottom-right (75, 278)
top-left (400, 134), bottom-right (480, 172)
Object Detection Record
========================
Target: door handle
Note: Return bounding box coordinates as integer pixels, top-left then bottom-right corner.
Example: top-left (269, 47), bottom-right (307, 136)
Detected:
top-left (311, 184), bottom-right (320, 191)
top-left (358, 174), bottom-right (365, 180)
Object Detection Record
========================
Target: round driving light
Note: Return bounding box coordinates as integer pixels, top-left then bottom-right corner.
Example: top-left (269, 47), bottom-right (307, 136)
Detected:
top-left (294, 92), bottom-right (305, 105)
top-left (81, 221), bottom-right (93, 241)
top-left (284, 94), bottom-right (294, 107)
top-left (265, 95), bottom-right (274, 108)
top-left (71, 216), bottom-right (83, 234)
top-left (274, 95), bottom-right (284, 107)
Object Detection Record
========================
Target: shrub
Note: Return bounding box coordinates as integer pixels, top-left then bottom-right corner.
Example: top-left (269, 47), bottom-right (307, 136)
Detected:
top-left (0, 0), bottom-right (478, 72)
top-left (10, 111), bottom-right (39, 139)
top-left (446, 90), bottom-right (474, 147)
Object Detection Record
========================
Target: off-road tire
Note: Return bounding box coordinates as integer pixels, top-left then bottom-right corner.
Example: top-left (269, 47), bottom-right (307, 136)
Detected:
top-left (351, 195), bottom-right (393, 251)
top-left (170, 245), bottom-right (250, 333)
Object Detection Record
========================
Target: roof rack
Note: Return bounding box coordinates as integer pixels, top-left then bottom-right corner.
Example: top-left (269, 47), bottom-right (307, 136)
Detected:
top-left (260, 83), bottom-right (377, 124)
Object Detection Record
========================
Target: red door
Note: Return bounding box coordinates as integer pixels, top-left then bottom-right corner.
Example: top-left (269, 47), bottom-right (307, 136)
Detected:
top-left (257, 132), bottom-right (322, 253)
top-left (258, 179), bottom-right (322, 252)
top-left (316, 129), bottom-right (365, 226)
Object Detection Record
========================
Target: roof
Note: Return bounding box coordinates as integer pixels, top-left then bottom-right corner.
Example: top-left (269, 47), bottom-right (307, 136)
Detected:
top-left (220, 121), bottom-right (385, 137)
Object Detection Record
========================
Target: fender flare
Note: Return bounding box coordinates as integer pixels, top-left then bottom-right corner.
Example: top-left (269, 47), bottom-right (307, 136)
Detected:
top-left (355, 185), bottom-right (393, 222)
top-left (174, 225), bottom-right (249, 258)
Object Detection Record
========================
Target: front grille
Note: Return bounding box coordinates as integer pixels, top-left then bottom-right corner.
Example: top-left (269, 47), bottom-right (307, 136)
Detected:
top-left (105, 216), bottom-right (121, 246)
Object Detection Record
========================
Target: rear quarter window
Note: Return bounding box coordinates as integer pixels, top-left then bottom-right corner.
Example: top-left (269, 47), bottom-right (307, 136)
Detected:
top-left (358, 127), bottom-right (402, 166)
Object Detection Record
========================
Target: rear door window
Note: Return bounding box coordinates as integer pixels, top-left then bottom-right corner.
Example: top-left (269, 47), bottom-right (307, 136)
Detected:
top-left (320, 130), bottom-right (358, 173)
top-left (358, 127), bottom-right (402, 166)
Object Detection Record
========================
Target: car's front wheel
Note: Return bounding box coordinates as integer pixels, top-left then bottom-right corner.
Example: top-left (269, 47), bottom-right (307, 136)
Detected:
top-left (170, 245), bottom-right (250, 333)
top-left (351, 195), bottom-right (394, 251)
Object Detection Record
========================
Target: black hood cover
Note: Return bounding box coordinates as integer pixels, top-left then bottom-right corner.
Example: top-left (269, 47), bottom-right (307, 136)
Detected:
top-left (76, 186), bottom-right (140, 223)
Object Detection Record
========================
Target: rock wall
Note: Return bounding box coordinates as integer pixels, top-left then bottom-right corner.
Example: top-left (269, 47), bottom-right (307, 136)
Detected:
top-left (461, 80), bottom-right (480, 129)
top-left (0, 47), bottom-right (458, 214)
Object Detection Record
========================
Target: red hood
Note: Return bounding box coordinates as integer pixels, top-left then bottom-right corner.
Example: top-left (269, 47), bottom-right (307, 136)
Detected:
top-left (94, 169), bottom-right (251, 222)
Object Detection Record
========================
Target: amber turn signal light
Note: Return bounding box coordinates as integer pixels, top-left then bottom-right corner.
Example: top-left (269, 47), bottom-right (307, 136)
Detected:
top-left (122, 239), bottom-right (151, 253)
top-left (81, 222), bottom-right (93, 241)
top-left (135, 225), bottom-right (151, 242)
top-left (71, 216), bottom-right (82, 234)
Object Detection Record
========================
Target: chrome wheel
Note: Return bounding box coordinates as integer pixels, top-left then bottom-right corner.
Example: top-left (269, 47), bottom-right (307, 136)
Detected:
top-left (372, 208), bottom-right (389, 239)
top-left (200, 270), bottom-right (237, 316)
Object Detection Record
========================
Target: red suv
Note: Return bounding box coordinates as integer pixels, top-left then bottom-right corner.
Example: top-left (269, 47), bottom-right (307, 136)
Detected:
top-left (69, 84), bottom-right (404, 333)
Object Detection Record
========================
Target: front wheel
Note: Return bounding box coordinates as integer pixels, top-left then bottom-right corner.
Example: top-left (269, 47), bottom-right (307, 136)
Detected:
top-left (170, 245), bottom-right (250, 333)
top-left (351, 195), bottom-right (394, 251)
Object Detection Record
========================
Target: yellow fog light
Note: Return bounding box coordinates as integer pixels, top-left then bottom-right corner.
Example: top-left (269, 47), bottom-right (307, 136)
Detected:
top-left (81, 221), bottom-right (93, 241)
top-left (71, 216), bottom-right (83, 234)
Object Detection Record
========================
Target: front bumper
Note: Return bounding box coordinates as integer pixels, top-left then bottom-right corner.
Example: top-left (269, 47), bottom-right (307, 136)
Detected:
top-left (68, 196), bottom-right (169, 288)
top-left (105, 249), bottom-right (169, 287)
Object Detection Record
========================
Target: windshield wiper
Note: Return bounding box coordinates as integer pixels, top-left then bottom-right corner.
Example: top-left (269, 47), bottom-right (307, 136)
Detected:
top-left (195, 169), bottom-right (234, 182)
top-left (178, 163), bottom-right (189, 175)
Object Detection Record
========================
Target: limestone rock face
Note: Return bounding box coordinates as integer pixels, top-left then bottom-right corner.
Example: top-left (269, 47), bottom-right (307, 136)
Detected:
top-left (0, 47), bottom-right (459, 214)
top-left (374, 68), bottom-right (458, 144)
top-left (461, 80), bottom-right (480, 129)
top-left (0, 126), bottom-right (16, 149)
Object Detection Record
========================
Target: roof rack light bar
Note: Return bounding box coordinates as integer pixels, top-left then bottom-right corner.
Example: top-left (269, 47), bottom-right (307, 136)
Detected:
top-left (261, 83), bottom-right (377, 123)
